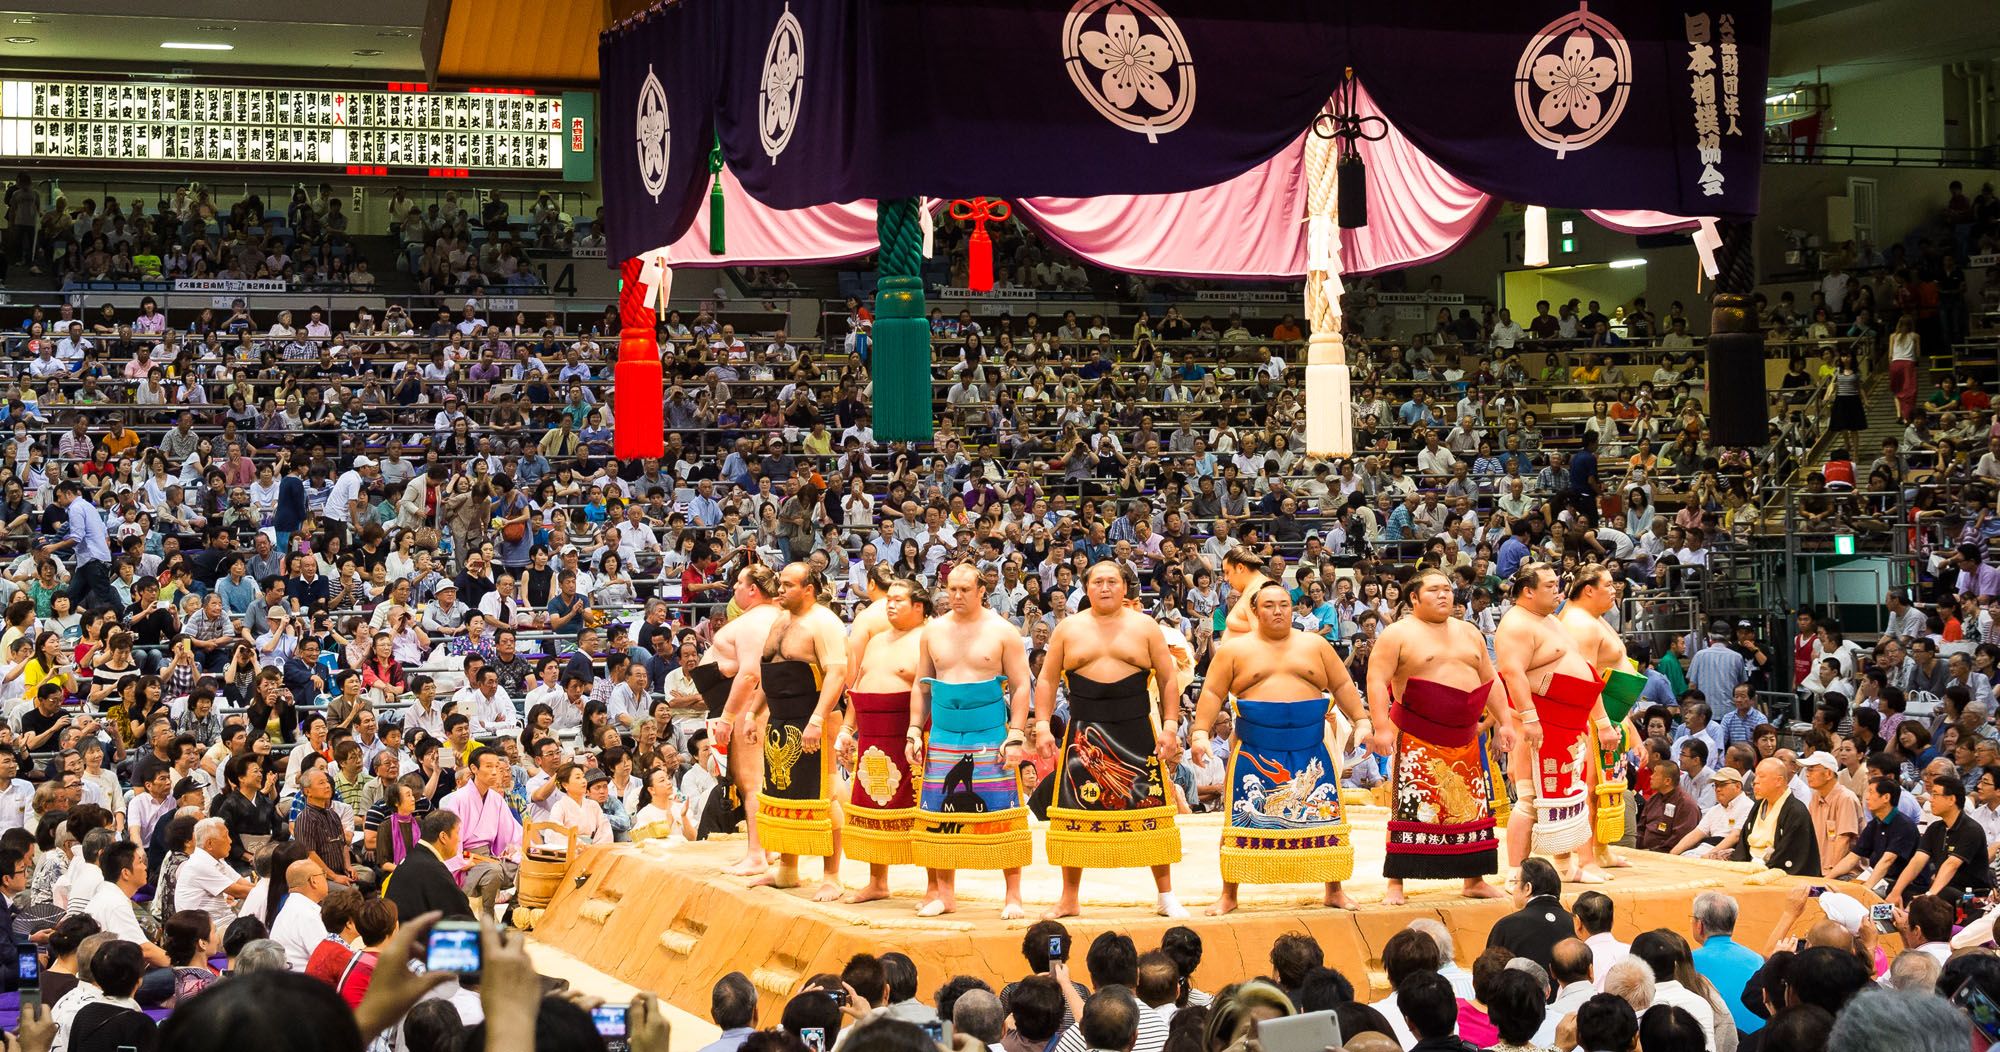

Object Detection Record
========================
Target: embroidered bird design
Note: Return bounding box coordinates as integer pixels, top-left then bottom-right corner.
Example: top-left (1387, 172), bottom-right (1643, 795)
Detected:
top-left (765, 724), bottom-right (804, 791)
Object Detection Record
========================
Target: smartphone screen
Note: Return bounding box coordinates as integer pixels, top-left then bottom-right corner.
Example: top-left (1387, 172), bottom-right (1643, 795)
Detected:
top-left (1954, 984), bottom-right (2000, 1042)
top-left (1048, 934), bottom-right (1069, 962)
top-left (802, 1027), bottom-right (827, 1052)
top-left (592, 1005), bottom-right (628, 1038)
top-left (1870, 903), bottom-right (1897, 934)
top-left (426, 922), bottom-right (481, 974)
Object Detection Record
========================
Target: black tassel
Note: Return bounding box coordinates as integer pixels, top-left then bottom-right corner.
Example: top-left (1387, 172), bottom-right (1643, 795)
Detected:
top-left (1337, 155), bottom-right (1367, 229)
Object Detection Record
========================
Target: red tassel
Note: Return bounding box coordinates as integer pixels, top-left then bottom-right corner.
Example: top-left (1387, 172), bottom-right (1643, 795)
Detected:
top-left (949, 197), bottom-right (1008, 293)
top-left (613, 257), bottom-right (664, 460)
top-left (968, 226), bottom-right (993, 292)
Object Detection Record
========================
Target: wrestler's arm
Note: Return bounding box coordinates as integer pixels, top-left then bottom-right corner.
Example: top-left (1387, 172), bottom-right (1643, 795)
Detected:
top-left (997, 618), bottom-right (1034, 765)
top-left (1363, 626), bottom-right (1399, 756)
top-left (1493, 618), bottom-right (1543, 748)
top-left (713, 626), bottom-right (760, 745)
top-left (1032, 622), bottom-right (1067, 748)
top-left (1468, 625), bottom-right (1518, 753)
top-left (1322, 638), bottom-right (1364, 724)
top-left (1191, 645), bottom-right (1234, 766)
top-left (1146, 617), bottom-right (1181, 737)
top-left (805, 611), bottom-right (848, 750)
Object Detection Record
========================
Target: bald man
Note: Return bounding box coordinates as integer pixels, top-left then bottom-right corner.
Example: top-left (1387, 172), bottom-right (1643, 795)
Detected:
top-left (1717, 757), bottom-right (1823, 877)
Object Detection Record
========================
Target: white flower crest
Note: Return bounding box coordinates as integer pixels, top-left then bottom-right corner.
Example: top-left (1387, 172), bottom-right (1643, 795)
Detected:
top-left (1078, 4), bottom-right (1175, 112)
top-left (1531, 29), bottom-right (1618, 131)
top-left (763, 32), bottom-right (801, 138)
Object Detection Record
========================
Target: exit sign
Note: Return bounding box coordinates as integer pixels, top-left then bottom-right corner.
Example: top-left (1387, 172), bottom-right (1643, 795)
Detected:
top-left (1833, 534), bottom-right (1855, 555)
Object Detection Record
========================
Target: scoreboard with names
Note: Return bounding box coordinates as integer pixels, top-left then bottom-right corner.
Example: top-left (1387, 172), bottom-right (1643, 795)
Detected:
top-left (0, 79), bottom-right (595, 180)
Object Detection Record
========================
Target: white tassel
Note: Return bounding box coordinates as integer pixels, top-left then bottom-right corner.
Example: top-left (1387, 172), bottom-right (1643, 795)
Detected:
top-left (1523, 205), bottom-right (1550, 268)
top-left (1693, 217), bottom-right (1723, 280)
top-left (636, 250), bottom-right (673, 309)
top-left (1305, 334), bottom-right (1353, 457)
top-left (1307, 215), bottom-right (1335, 275)
top-left (919, 201), bottom-right (935, 259)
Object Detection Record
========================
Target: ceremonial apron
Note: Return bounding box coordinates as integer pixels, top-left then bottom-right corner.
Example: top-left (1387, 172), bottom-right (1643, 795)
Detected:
top-left (691, 663), bottom-right (733, 718)
top-left (1527, 672), bottom-right (1606, 855)
top-left (1594, 666), bottom-right (1647, 845)
top-left (1220, 697), bottom-right (1351, 884)
top-left (756, 659), bottom-right (835, 858)
top-left (1481, 729), bottom-right (1512, 828)
top-left (844, 689), bottom-right (917, 865)
top-left (1047, 671), bottom-right (1180, 868)
top-left (911, 677), bottom-right (1032, 870)
top-left (1384, 678), bottom-right (1499, 879)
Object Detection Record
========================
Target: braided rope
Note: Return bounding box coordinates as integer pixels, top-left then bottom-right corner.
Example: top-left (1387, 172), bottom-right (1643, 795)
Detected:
top-left (1303, 133), bottom-right (1339, 339)
top-left (1303, 125), bottom-right (1352, 456)
top-left (879, 198), bottom-right (923, 278)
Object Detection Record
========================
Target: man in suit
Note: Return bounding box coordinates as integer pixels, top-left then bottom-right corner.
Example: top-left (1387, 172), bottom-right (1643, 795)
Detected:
top-left (1723, 757), bottom-right (1822, 876)
top-left (384, 810), bottom-right (474, 921)
top-left (1484, 857), bottom-right (1574, 972)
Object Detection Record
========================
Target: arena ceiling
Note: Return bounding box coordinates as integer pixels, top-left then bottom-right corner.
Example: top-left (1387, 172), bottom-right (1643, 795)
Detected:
top-left (0, 0), bottom-right (1990, 92)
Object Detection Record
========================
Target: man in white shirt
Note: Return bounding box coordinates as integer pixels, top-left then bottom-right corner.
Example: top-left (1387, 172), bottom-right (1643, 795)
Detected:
top-left (1632, 932), bottom-right (1718, 1051)
top-left (174, 818), bottom-right (252, 929)
top-left (1573, 891), bottom-right (1630, 990)
top-left (607, 662), bottom-right (651, 733)
top-left (1408, 919), bottom-right (1476, 1000)
top-left (0, 749), bottom-right (32, 831)
top-left (322, 455), bottom-right (378, 532)
top-left (269, 859), bottom-right (331, 970)
top-left (463, 667), bottom-right (518, 737)
top-left (83, 842), bottom-right (169, 967)
top-left (123, 763), bottom-right (175, 847)
top-left (1538, 940), bottom-right (1599, 1048)
top-left (614, 503), bottom-right (660, 563)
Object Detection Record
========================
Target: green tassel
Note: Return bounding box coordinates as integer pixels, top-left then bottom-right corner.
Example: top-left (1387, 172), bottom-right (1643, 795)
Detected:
top-left (708, 133), bottom-right (725, 255)
top-left (872, 197), bottom-right (931, 443)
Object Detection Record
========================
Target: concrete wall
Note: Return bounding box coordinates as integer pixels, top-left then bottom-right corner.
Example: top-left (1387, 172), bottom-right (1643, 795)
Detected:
top-left (1823, 66), bottom-right (1949, 149)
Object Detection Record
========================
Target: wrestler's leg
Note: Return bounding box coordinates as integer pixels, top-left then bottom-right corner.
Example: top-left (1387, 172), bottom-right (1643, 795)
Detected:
top-left (1206, 881), bottom-right (1239, 916)
top-left (1045, 867), bottom-right (1083, 919)
top-left (812, 796), bottom-right (844, 901)
top-left (724, 710), bottom-right (771, 875)
top-left (1151, 864), bottom-right (1187, 918)
top-left (1383, 879), bottom-right (1406, 906)
top-left (1323, 882), bottom-right (1356, 910)
top-left (1001, 868), bottom-right (1024, 920)
top-left (918, 870), bottom-right (957, 917)
top-left (750, 853), bottom-right (801, 889)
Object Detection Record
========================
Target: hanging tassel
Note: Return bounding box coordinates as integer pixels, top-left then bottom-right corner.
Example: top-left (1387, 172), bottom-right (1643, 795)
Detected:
top-left (613, 254), bottom-right (666, 460)
top-left (919, 200), bottom-right (935, 259)
top-left (1336, 155), bottom-right (1367, 230)
top-left (707, 134), bottom-right (725, 255)
top-left (1303, 125), bottom-right (1351, 457)
top-left (872, 197), bottom-right (932, 443)
top-left (1523, 205), bottom-right (1550, 268)
top-left (949, 197), bottom-right (1008, 293)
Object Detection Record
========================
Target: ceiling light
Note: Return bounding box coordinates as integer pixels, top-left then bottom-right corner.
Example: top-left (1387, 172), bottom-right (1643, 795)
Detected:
top-left (377, 29), bottom-right (413, 38)
top-left (352, 48), bottom-right (383, 56)
top-left (9, 16), bottom-right (43, 24)
top-left (160, 41), bottom-right (234, 50)
top-left (1765, 91), bottom-right (1796, 105)
top-left (4, 36), bottom-right (32, 43)
top-left (195, 24), bottom-right (237, 32)
top-left (1608, 258), bottom-right (1647, 269)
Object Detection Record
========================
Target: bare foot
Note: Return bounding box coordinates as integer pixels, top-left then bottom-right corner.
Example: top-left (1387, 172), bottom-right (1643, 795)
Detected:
top-left (1000, 900), bottom-right (1025, 920)
top-left (1383, 880), bottom-right (1407, 906)
top-left (1205, 891), bottom-right (1238, 916)
top-left (1562, 861), bottom-right (1610, 884)
top-left (916, 897), bottom-right (955, 918)
top-left (749, 865), bottom-right (800, 890)
top-left (1042, 897), bottom-right (1081, 920)
top-left (843, 884), bottom-right (892, 905)
top-left (1324, 885), bottom-right (1358, 910)
top-left (1461, 879), bottom-right (1507, 899)
top-left (811, 882), bottom-right (843, 902)
top-left (724, 854), bottom-right (770, 876)
top-left (1600, 849), bottom-right (1634, 869)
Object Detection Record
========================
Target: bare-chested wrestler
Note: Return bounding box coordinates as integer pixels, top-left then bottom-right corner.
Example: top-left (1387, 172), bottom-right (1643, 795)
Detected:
top-left (1493, 563), bottom-right (1622, 883)
top-left (1367, 569), bottom-right (1515, 904)
top-left (908, 564), bottom-right (1035, 918)
top-left (1557, 564), bottom-right (1641, 870)
top-left (1034, 561), bottom-right (1185, 919)
top-left (1220, 547), bottom-right (1277, 642)
top-left (837, 571), bottom-right (927, 904)
top-left (738, 562), bottom-right (849, 900)
top-left (1192, 581), bottom-right (1366, 914)
top-left (708, 564), bottom-right (785, 876)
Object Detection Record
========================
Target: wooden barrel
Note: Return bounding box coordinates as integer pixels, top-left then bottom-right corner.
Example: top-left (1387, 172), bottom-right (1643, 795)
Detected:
top-left (516, 821), bottom-right (576, 910)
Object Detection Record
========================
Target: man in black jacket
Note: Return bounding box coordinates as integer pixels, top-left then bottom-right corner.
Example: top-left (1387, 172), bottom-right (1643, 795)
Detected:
top-left (1397, 970), bottom-right (1477, 1052)
top-left (384, 810), bottom-right (474, 921)
top-left (1485, 858), bottom-right (1574, 972)
top-left (1727, 757), bottom-right (1823, 877)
